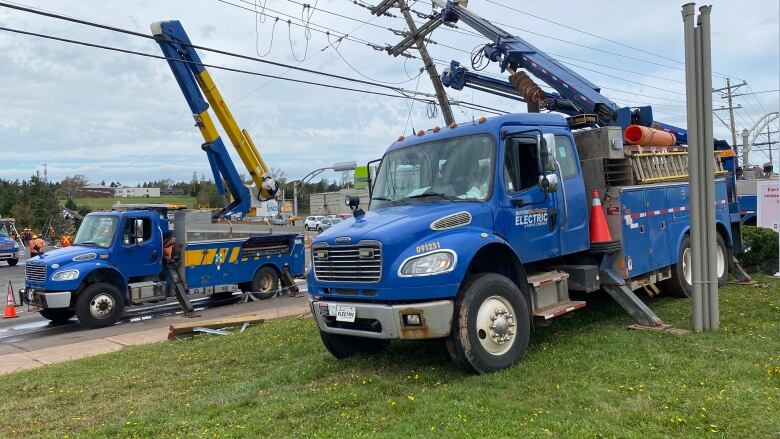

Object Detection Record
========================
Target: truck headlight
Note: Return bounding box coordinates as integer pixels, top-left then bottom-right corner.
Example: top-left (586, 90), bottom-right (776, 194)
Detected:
top-left (52, 270), bottom-right (80, 281)
top-left (399, 251), bottom-right (456, 277)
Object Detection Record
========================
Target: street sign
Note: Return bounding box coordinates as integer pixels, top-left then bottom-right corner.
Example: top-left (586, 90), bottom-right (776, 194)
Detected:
top-left (756, 180), bottom-right (780, 277)
top-left (756, 180), bottom-right (780, 231)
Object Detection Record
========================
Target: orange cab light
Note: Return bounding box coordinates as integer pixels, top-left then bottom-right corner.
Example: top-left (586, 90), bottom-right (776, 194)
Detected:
top-left (449, 122), bottom-right (458, 128)
top-left (397, 135), bottom-right (405, 142)
top-left (417, 129), bottom-right (425, 136)
top-left (478, 116), bottom-right (487, 123)
top-left (432, 126), bottom-right (441, 133)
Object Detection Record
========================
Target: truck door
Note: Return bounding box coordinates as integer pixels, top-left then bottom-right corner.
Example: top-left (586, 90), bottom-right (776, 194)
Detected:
top-left (498, 133), bottom-right (561, 262)
top-left (551, 133), bottom-right (590, 255)
top-left (118, 214), bottom-right (162, 279)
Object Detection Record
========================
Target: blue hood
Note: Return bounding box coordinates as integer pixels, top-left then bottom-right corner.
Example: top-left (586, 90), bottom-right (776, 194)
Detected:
top-left (30, 245), bottom-right (110, 267)
top-left (0, 236), bottom-right (17, 250)
top-left (316, 201), bottom-right (494, 248)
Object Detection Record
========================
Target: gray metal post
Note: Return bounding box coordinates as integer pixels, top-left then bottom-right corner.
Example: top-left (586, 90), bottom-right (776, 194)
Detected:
top-left (682, 2), bottom-right (703, 331)
top-left (293, 182), bottom-right (298, 219)
top-left (699, 5), bottom-right (719, 329)
top-left (396, 0), bottom-right (455, 126)
top-left (694, 24), bottom-right (710, 330)
top-left (742, 129), bottom-right (750, 167)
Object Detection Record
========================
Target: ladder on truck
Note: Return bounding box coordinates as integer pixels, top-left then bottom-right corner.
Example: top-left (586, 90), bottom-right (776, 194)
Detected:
top-left (628, 151), bottom-right (729, 184)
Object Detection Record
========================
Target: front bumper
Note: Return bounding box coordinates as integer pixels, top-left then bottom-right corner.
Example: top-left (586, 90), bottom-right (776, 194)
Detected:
top-left (0, 251), bottom-right (19, 259)
top-left (20, 288), bottom-right (72, 309)
top-left (310, 298), bottom-right (454, 340)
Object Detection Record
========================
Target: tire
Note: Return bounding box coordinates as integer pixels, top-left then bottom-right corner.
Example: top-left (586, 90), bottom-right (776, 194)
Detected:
top-left (6, 258), bottom-right (18, 266)
top-left (75, 283), bottom-right (124, 328)
top-left (249, 266), bottom-right (279, 300)
top-left (317, 227), bottom-right (323, 232)
top-left (319, 331), bottom-right (389, 359)
top-left (40, 308), bottom-right (76, 323)
top-left (445, 273), bottom-right (531, 374)
top-left (304, 225), bottom-right (310, 231)
top-left (664, 234), bottom-right (729, 298)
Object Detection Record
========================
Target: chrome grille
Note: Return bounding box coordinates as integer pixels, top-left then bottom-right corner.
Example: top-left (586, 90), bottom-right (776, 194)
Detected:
top-left (430, 211), bottom-right (472, 230)
top-left (313, 241), bottom-right (381, 282)
top-left (0, 241), bottom-right (13, 251)
top-left (25, 263), bottom-right (47, 282)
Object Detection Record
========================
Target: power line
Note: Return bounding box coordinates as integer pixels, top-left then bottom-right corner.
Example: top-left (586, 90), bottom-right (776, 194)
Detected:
top-left (482, 0), bottom-right (738, 80)
top-left (0, 24), bottom-right (507, 116)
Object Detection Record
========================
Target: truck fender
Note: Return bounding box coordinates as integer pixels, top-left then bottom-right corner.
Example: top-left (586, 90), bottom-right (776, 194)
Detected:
top-left (457, 235), bottom-right (532, 320)
top-left (79, 266), bottom-right (129, 305)
top-left (674, 219), bottom-right (732, 254)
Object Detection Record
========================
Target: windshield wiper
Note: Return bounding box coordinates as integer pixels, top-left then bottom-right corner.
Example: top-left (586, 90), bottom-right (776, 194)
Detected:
top-left (371, 196), bottom-right (392, 201)
top-left (75, 241), bottom-right (102, 247)
top-left (405, 192), bottom-right (455, 202)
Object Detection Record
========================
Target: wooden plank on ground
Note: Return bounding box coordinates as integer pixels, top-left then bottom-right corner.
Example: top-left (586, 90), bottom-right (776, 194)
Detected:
top-left (168, 314), bottom-right (265, 339)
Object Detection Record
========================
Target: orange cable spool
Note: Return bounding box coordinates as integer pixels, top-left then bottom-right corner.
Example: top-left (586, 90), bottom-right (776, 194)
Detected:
top-left (624, 125), bottom-right (677, 147)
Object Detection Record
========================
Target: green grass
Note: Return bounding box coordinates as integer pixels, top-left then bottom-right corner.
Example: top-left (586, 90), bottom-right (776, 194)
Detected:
top-left (65, 195), bottom-right (196, 210)
top-left (2, 277), bottom-right (779, 438)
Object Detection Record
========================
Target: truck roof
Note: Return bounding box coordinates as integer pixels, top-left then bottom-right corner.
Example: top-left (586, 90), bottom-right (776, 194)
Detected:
top-left (387, 113), bottom-right (568, 152)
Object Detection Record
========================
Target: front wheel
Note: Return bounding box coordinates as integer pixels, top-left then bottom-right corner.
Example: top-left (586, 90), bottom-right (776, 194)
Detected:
top-left (39, 308), bottom-right (75, 323)
top-left (446, 273), bottom-right (531, 374)
top-left (75, 283), bottom-right (124, 328)
top-left (319, 331), bottom-right (389, 359)
top-left (6, 258), bottom-right (18, 266)
top-left (304, 225), bottom-right (310, 231)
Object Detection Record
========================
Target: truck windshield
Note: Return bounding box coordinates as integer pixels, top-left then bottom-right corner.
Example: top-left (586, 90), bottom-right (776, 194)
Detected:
top-left (371, 134), bottom-right (494, 209)
top-left (74, 216), bottom-right (119, 248)
top-left (0, 223), bottom-right (8, 237)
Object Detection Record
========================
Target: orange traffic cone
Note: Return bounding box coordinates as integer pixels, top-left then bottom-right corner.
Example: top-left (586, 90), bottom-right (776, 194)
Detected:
top-left (589, 189), bottom-right (613, 244)
top-left (3, 283), bottom-right (18, 319)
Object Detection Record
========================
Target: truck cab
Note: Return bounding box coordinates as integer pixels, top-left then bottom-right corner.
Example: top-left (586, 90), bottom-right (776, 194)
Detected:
top-left (0, 220), bottom-right (20, 266)
top-left (23, 210), bottom-right (164, 327)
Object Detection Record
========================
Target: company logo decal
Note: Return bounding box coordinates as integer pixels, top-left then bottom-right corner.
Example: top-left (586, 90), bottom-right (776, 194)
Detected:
top-left (515, 208), bottom-right (548, 227)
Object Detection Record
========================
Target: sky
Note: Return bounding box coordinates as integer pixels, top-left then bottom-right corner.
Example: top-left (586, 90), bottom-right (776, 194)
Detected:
top-left (0, 0), bottom-right (778, 185)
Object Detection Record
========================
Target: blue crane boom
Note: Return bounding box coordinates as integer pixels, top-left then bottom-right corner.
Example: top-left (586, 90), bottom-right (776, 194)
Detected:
top-left (432, 0), bottom-right (688, 143)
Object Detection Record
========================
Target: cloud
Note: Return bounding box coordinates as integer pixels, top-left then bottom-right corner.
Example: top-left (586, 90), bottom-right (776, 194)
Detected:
top-left (0, 0), bottom-right (777, 184)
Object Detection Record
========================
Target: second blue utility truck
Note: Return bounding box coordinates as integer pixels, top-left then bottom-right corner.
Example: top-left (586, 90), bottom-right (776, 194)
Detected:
top-left (307, 1), bottom-right (742, 373)
top-left (23, 208), bottom-right (304, 328)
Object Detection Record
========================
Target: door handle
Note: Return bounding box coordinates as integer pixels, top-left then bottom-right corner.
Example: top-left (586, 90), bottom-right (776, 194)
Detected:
top-left (151, 250), bottom-right (158, 262)
top-left (548, 208), bottom-right (558, 231)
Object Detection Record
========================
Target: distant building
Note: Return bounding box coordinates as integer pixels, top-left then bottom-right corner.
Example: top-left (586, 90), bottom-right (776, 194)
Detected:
top-left (115, 187), bottom-right (161, 198)
top-left (160, 188), bottom-right (186, 195)
top-left (78, 185), bottom-right (114, 198)
top-left (308, 188), bottom-right (369, 216)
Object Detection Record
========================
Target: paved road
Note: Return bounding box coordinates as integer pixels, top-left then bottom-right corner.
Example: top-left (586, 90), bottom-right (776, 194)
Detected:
top-left (0, 252), bottom-right (313, 356)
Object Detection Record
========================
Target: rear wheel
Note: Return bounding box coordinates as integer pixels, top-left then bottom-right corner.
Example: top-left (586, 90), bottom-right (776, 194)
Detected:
top-left (6, 258), bottom-right (18, 266)
top-left (446, 273), bottom-right (531, 374)
top-left (249, 266), bottom-right (279, 300)
top-left (75, 283), bottom-right (124, 328)
top-left (39, 308), bottom-right (75, 323)
top-left (319, 331), bottom-right (389, 359)
top-left (664, 234), bottom-right (728, 298)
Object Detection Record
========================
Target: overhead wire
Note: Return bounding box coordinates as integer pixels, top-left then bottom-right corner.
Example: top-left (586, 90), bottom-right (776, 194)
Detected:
top-left (482, 0), bottom-right (739, 80)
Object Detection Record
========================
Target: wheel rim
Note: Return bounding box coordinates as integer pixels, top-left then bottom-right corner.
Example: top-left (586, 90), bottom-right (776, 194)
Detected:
top-left (475, 295), bottom-right (517, 356)
top-left (716, 242), bottom-right (726, 278)
top-left (682, 247), bottom-right (692, 286)
top-left (90, 293), bottom-right (115, 319)
top-left (258, 273), bottom-right (273, 293)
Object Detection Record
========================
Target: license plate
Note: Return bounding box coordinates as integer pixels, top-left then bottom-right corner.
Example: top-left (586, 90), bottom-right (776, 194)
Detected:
top-left (335, 305), bottom-right (356, 323)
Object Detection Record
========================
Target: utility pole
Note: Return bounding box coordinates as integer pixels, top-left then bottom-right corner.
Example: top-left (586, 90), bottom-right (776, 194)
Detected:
top-left (712, 78), bottom-right (747, 151)
top-left (369, 0), bottom-right (455, 126)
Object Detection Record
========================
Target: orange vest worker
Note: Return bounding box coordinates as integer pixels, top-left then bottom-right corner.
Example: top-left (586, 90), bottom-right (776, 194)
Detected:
top-left (29, 235), bottom-right (46, 256)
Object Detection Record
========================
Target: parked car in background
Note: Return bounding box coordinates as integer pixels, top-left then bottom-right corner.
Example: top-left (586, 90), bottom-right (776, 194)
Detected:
top-left (269, 214), bottom-right (291, 226)
top-left (318, 217), bottom-right (342, 232)
top-left (304, 216), bottom-right (326, 231)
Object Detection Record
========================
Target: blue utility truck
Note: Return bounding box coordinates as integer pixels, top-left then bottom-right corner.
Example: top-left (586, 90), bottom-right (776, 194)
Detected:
top-left (22, 208), bottom-right (304, 328)
top-left (0, 218), bottom-right (21, 266)
top-left (307, 1), bottom-right (742, 373)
